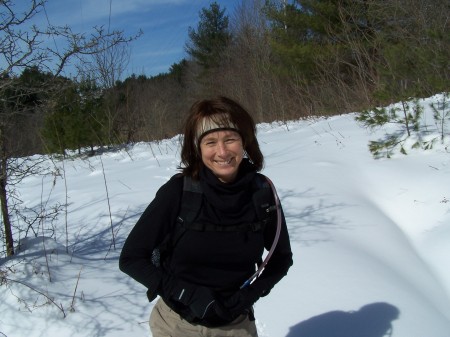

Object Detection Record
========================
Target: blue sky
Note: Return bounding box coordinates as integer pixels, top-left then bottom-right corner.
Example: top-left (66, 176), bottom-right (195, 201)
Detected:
top-left (22, 0), bottom-right (240, 78)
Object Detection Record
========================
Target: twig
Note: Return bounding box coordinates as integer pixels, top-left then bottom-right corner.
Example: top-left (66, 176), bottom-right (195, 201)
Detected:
top-left (99, 156), bottom-right (115, 250)
top-left (70, 266), bottom-right (83, 312)
top-left (40, 176), bottom-right (51, 283)
top-left (148, 143), bottom-right (160, 167)
top-left (105, 206), bottom-right (129, 259)
top-left (61, 158), bottom-right (69, 253)
top-left (3, 277), bottom-right (66, 318)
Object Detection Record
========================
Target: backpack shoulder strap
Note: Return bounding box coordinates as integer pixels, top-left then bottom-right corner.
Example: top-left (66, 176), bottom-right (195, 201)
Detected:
top-left (252, 173), bottom-right (276, 224)
top-left (179, 173), bottom-right (276, 231)
top-left (152, 175), bottom-right (202, 268)
top-left (177, 176), bottom-right (203, 226)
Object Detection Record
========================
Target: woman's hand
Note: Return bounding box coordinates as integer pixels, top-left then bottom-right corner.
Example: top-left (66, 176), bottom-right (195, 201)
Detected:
top-left (218, 286), bottom-right (261, 319)
top-left (162, 275), bottom-right (217, 320)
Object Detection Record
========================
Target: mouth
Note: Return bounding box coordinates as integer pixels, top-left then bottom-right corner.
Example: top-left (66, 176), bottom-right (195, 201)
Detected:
top-left (215, 158), bottom-right (233, 166)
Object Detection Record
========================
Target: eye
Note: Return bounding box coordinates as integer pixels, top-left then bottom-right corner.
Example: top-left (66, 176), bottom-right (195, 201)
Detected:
top-left (203, 139), bottom-right (216, 146)
top-left (225, 137), bottom-right (237, 143)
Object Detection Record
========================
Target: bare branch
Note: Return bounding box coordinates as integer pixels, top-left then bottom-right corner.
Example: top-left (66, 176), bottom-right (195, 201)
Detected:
top-left (2, 276), bottom-right (66, 318)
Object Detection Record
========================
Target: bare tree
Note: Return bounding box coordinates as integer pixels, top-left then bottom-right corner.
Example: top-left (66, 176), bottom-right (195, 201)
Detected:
top-left (85, 39), bottom-right (134, 89)
top-left (89, 40), bottom-right (135, 145)
top-left (0, 0), bottom-right (136, 256)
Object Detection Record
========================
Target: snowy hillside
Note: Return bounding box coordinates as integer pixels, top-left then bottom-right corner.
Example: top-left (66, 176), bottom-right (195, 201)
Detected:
top-left (1, 94), bottom-right (449, 337)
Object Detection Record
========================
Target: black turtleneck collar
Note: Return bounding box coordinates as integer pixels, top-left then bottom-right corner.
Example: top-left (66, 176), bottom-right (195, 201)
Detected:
top-left (198, 159), bottom-right (257, 221)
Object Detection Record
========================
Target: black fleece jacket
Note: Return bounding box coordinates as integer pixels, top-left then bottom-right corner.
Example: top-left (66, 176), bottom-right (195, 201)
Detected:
top-left (119, 160), bottom-right (293, 314)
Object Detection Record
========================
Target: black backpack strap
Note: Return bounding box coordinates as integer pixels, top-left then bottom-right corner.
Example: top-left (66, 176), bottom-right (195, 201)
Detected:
top-left (153, 174), bottom-right (277, 270)
top-left (180, 173), bottom-right (275, 232)
top-left (187, 222), bottom-right (264, 232)
top-left (168, 176), bottom-right (203, 249)
top-left (252, 173), bottom-right (277, 226)
top-left (152, 175), bottom-right (203, 268)
top-left (177, 176), bottom-right (203, 226)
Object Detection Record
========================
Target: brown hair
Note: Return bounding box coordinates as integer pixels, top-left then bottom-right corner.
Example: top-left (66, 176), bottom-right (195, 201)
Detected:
top-left (179, 96), bottom-right (264, 179)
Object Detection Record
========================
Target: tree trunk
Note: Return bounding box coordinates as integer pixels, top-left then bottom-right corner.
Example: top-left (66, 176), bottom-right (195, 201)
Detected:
top-left (0, 127), bottom-right (14, 256)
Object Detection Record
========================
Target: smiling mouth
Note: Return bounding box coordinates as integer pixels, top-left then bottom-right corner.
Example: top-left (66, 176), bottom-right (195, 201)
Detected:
top-left (215, 159), bottom-right (233, 166)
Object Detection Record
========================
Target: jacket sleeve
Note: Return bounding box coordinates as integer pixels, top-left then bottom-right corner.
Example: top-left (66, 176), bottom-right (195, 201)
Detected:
top-left (119, 175), bottom-right (183, 300)
top-left (251, 195), bottom-right (293, 296)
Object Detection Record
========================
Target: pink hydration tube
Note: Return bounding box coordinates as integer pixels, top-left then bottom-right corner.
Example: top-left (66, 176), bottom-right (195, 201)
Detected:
top-left (240, 176), bottom-right (282, 289)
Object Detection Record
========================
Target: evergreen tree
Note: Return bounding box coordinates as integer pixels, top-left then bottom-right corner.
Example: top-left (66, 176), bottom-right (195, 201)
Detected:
top-left (185, 2), bottom-right (231, 69)
top-left (266, 0), bottom-right (379, 81)
top-left (373, 0), bottom-right (450, 101)
top-left (42, 79), bottom-right (107, 155)
top-left (42, 84), bottom-right (80, 155)
top-left (266, 0), bottom-right (449, 103)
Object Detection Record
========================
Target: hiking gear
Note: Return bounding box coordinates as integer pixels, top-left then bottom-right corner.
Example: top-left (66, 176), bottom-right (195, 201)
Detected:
top-left (162, 273), bottom-right (253, 327)
top-left (152, 172), bottom-right (279, 277)
top-left (120, 165), bottom-right (293, 329)
top-left (167, 277), bottom-right (216, 320)
top-left (150, 172), bottom-right (281, 327)
top-left (240, 176), bottom-right (282, 289)
top-left (220, 286), bottom-right (261, 319)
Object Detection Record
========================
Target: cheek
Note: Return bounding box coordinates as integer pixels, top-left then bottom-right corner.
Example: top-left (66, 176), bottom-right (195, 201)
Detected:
top-left (235, 145), bottom-right (245, 163)
top-left (200, 147), bottom-right (212, 164)
top-left (238, 143), bottom-right (245, 156)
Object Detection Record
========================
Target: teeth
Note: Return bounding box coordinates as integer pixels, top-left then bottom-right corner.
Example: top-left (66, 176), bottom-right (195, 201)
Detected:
top-left (216, 159), bottom-right (232, 165)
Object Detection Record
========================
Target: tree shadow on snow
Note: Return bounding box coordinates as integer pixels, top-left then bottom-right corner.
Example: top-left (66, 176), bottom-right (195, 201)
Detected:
top-left (286, 302), bottom-right (400, 337)
top-left (279, 187), bottom-right (351, 246)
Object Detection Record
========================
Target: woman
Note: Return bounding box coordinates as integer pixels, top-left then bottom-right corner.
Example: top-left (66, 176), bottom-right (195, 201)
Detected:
top-left (119, 96), bottom-right (293, 337)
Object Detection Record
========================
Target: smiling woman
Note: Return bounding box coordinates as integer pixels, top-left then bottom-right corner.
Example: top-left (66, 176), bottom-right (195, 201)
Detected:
top-left (199, 129), bottom-right (244, 183)
top-left (119, 96), bottom-right (293, 336)
top-left (181, 97), bottom-right (265, 180)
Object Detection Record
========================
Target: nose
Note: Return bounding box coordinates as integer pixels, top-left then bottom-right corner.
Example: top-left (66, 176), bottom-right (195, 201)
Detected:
top-left (216, 141), bottom-right (227, 156)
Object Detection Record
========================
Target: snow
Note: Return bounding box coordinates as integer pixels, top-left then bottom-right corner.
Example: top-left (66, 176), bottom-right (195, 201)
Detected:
top-left (1, 94), bottom-right (449, 337)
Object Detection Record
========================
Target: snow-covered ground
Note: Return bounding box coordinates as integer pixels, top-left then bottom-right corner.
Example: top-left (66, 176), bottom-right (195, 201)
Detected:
top-left (1, 94), bottom-right (449, 337)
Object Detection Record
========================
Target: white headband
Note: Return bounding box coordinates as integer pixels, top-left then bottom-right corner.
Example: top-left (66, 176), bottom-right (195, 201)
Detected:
top-left (195, 114), bottom-right (239, 146)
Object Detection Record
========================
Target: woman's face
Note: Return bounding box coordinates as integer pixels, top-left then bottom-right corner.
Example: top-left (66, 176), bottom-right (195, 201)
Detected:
top-left (199, 130), bottom-right (244, 183)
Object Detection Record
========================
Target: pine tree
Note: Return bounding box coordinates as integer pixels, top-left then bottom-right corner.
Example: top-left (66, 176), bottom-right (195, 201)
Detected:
top-left (42, 79), bottom-right (107, 155)
top-left (266, 0), bottom-right (379, 82)
top-left (185, 2), bottom-right (231, 69)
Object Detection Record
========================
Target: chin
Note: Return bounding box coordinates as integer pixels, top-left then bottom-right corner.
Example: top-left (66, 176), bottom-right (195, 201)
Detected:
top-left (219, 173), bottom-right (239, 183)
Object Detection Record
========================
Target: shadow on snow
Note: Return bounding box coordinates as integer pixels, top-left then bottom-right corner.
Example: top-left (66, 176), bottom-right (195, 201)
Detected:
top-left (286, 302), bottom-right (400, 337)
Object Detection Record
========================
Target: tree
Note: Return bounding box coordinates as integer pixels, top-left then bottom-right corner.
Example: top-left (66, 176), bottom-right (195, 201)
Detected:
top-left (0, 0), bottom-right (136, 256)
top-left (219, 0), bottom-right (288, 121)
top-left (42, 77), bottom-right (107, 155)
top-left (185, 2), bottom-right (232, 70)
top-left (373, 0), bottom-right (450, 101)
top-left (265, 0), bottom-right (449, 112)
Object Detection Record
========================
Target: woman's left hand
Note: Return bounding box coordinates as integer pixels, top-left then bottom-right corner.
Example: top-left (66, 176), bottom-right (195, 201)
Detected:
top-left (219, 286), bottom-right (261, 318)
top-left (163, 276), bottom-right (217, 320)
top-left (182, 285), bottom-right (217, 320)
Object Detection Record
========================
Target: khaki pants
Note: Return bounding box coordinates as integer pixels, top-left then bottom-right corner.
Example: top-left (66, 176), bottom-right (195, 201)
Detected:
top-left (149, 298), bottom-right (258, 337)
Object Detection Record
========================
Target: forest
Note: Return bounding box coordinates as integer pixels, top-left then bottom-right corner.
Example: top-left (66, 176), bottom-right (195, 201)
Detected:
top-left (2, 0), bottom-right (448, 158)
